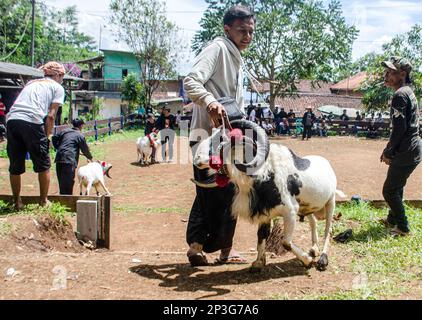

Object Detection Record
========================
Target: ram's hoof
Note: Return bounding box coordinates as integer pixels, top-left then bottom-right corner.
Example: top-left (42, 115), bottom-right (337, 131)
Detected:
top-left (249, 261), bottom-right (264, 273)
top-left (316, 253), bottom-right (328, 271)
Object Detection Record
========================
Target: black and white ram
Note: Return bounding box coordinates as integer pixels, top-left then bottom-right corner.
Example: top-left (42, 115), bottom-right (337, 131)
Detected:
top-left (192, 119), bottom-right (339, 271)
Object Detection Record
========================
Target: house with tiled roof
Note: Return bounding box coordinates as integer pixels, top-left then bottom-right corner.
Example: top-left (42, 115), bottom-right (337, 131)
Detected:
top-left (250, 76), bottom-right (366, 117)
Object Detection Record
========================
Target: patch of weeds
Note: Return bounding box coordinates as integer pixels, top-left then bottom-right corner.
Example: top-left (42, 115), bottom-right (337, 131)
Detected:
top-left (1, 201), bottom-right (73, 226)
top-left (0, 200), bottom-right (15, 216)
top-left (311, 202), bottom-right (422, 300)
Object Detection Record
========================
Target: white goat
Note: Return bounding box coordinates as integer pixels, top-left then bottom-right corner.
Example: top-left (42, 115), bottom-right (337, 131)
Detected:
top-left (77, 161), bottom-right (112, 196)
top-left (136, 132), bottom-right (160, 165)
top-left (193, 119), bottom-right (341, 272)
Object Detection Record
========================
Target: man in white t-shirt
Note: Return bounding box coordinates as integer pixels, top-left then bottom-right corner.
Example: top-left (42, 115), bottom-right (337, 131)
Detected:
top-left (6, 61), bottom-right (65, 210)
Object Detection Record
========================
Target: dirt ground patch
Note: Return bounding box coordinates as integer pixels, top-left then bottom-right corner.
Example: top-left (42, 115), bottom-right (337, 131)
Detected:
top-left (0, 135), bottom-right (421, 300)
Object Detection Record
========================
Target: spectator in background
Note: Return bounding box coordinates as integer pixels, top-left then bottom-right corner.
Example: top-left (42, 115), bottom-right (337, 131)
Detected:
top-left (144, 113), bottom-right (158, 163)
top-left (302, 107), bottom-right (316, 140)
top-left (317, 119), bottom-right (328, 137)
top-left (52, 118), bottom-right (93, 195)
top-left (355, 111), bottom-right (362, 121)
top-left (375, 112), bottom-right (384, 123)
top-left (279, 107), bottom-right (288, 120)
top-left (6, 61), bottom-right (65, 210)
top-left (146, 104), bottom-right (154, 115)
top-left (156, 106), bottom-right (176, 163)
top-left (261, 119), bottom-right (274, 136)
top-left (273, 107), bottom-right (280, 120)
top-left (175, 110), bottom-right (182, 128)
top-left (366, 118), bottom-right (378, 139)
top-left (340, 109), bottom-right (350, 121)
top-left (256, 104), bottom-right (264, 125)
top-left (288, 109), bottom-right (296, 119)
top-left (248, 105), bottom-right (256, 123)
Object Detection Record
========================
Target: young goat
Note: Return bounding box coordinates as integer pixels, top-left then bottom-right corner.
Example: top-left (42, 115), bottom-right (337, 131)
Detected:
top-left (136, 132), bottom-right (160, 165)
top-left (77, 161), bottom-right (112, 196)
top-left (193, 119), bottom-right (340, 272)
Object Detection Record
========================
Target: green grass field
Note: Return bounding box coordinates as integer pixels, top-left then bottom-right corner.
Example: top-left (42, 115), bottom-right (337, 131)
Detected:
top-left (300, 202), bottom-right (421, 300)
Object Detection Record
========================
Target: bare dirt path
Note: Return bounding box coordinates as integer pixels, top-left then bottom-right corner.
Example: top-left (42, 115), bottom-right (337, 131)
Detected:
top-left (1, 135), bottom-right (421, 300)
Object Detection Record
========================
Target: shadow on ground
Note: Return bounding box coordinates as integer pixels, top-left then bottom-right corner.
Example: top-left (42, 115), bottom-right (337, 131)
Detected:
top-left (129, 258), bottom-right (308, 299)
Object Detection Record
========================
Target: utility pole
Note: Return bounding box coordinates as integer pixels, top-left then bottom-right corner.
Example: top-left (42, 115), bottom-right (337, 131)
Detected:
top-left (30, 0), bottom-right (35, 67)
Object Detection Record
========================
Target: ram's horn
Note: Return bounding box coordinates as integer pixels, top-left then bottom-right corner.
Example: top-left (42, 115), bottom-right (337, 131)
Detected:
top-left (105, 166), bottom-right (112, 179)
top-left (190, 178), bottom-right (218, 188)
top-left (229, 119), bottom-right (270, 173)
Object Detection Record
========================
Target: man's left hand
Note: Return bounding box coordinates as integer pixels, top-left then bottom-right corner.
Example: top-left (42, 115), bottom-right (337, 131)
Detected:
top-left (380, 153), bottom-right (391, 165)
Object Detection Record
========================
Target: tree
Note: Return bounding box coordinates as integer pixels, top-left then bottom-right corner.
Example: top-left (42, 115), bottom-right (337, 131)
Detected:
top-left (1, 1), bottom-right (97, 65)
top-left (360, 25), bottom-right (422, 111)
top-left (193, 0), bottom-right (358, 108)
top-left (121, 73), bottom-right (144, 113)
top-left (110, 0), bottom-right (185, 107)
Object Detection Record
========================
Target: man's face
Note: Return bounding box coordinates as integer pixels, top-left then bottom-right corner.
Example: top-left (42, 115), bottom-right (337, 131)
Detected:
top-left (384, 68), bottom-right (405, 88)
top-left (224, 17), bottom-right (255, 51)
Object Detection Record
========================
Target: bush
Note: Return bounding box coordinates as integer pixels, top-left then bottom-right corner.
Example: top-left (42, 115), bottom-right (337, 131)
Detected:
top-left (327, 131), bottom-right (337, 136)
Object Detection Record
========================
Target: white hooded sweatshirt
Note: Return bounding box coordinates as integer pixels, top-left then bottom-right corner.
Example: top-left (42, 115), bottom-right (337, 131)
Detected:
top-left (183, 36), bottom-right (245, 142)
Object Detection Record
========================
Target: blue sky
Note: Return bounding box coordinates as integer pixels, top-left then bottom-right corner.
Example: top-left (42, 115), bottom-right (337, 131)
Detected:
top-left (43, 0), bottom-right (422, 74)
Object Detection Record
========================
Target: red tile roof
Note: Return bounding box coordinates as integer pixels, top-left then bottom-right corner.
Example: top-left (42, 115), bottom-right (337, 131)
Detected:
top-left (330, 72), bottom-right (367, 93)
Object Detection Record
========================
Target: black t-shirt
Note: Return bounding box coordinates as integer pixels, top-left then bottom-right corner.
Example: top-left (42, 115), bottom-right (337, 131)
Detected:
top-left (384, 86), bottom-right (422, 166)
top-left (144, 121), bottom-right (156, 135)
top-left (156, 114), bottom-right (176, 131)
top-left (52, 128), bottom-right (92, 167)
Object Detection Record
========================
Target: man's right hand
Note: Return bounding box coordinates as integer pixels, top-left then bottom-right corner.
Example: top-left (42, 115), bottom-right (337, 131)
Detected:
top-left (207, 101), bottom-right (226, 128)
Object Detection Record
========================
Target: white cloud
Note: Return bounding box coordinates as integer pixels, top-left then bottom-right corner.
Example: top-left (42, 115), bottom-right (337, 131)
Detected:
top-left (43, 0), bottom-right (422, 69)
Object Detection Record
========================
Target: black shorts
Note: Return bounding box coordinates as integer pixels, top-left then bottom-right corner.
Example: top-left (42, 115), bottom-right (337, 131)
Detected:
top-left (6, 120), bottom-right (51, 175)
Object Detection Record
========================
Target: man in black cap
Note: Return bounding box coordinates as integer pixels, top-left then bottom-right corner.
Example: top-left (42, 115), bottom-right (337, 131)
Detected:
top-left (52, 118), bottom-right (93, 195)
top-left (380, 56), bottom-right (422, 236)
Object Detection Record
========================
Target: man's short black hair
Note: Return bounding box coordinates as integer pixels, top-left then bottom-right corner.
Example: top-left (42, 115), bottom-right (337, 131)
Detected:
top-left (223, 5), bottom-right (255, 26)
top-left (72, 118), bottom-right (85, 128)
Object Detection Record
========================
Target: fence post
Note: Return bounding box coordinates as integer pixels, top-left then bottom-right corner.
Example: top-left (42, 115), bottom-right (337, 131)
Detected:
top-left (94, 120), bottom-right (98, 141)
top-left (120, 116), bottom-right (124, 130)
top-left (108, 118), bottom-right (112, 136)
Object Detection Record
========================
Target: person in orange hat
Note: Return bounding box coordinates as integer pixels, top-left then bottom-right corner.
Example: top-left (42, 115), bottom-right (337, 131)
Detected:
top-left (6, 61), bottom-right (65, 210)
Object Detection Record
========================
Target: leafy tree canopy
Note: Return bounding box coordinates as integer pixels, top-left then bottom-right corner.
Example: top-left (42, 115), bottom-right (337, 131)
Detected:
top-left (192, 0), bottom-right (358, 108)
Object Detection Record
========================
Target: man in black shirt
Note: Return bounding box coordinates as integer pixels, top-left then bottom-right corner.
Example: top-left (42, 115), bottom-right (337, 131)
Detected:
top-left (380, 56), bottom-right (422, 236)
top-left (302, 107), bottom-right (316, 140)
top-left (52, 118), bottom-right (93, 195)
top-left (156, 106), bottom-right (176, 163)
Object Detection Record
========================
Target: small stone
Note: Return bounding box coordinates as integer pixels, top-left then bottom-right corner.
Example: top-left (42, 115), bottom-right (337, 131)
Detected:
top-left (6, 268), bottom-right (16, 277)
top-left (66, 241), bottom-right (73, 248)
top-left (28, 233), bottom-right (34, 240)
top-left (249, 248), bottom-right (256, 252)
top-left (181, 219), bottom-right (188, 223)
top-left (131, 258), bottom-right (142, 263)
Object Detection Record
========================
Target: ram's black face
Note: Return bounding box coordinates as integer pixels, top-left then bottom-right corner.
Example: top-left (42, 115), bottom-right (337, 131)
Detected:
top-left (193, 120), bottom-right (270, 175)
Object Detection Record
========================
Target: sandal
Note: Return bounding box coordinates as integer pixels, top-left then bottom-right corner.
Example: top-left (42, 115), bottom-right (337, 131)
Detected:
top-left (390, 227), bottom-right (410, 237)
top-left (188, 252), bottom-right (209, 267)
top-left (379, 218), bottom-right (395, 228)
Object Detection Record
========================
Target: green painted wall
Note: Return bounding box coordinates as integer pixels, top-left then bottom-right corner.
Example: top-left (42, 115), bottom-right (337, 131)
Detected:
top-left (103, 50), bottom-right (140, 86)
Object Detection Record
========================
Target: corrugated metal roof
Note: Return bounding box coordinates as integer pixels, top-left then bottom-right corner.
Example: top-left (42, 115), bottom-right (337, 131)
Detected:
top-left (0, 61), bottom-right (43, 78)
top-left (0, 62), bottom-right (83, 82)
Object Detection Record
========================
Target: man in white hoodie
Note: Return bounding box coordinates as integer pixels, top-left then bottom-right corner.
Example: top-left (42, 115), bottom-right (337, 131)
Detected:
top-left (183, 5), bottom-right (255, 266)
